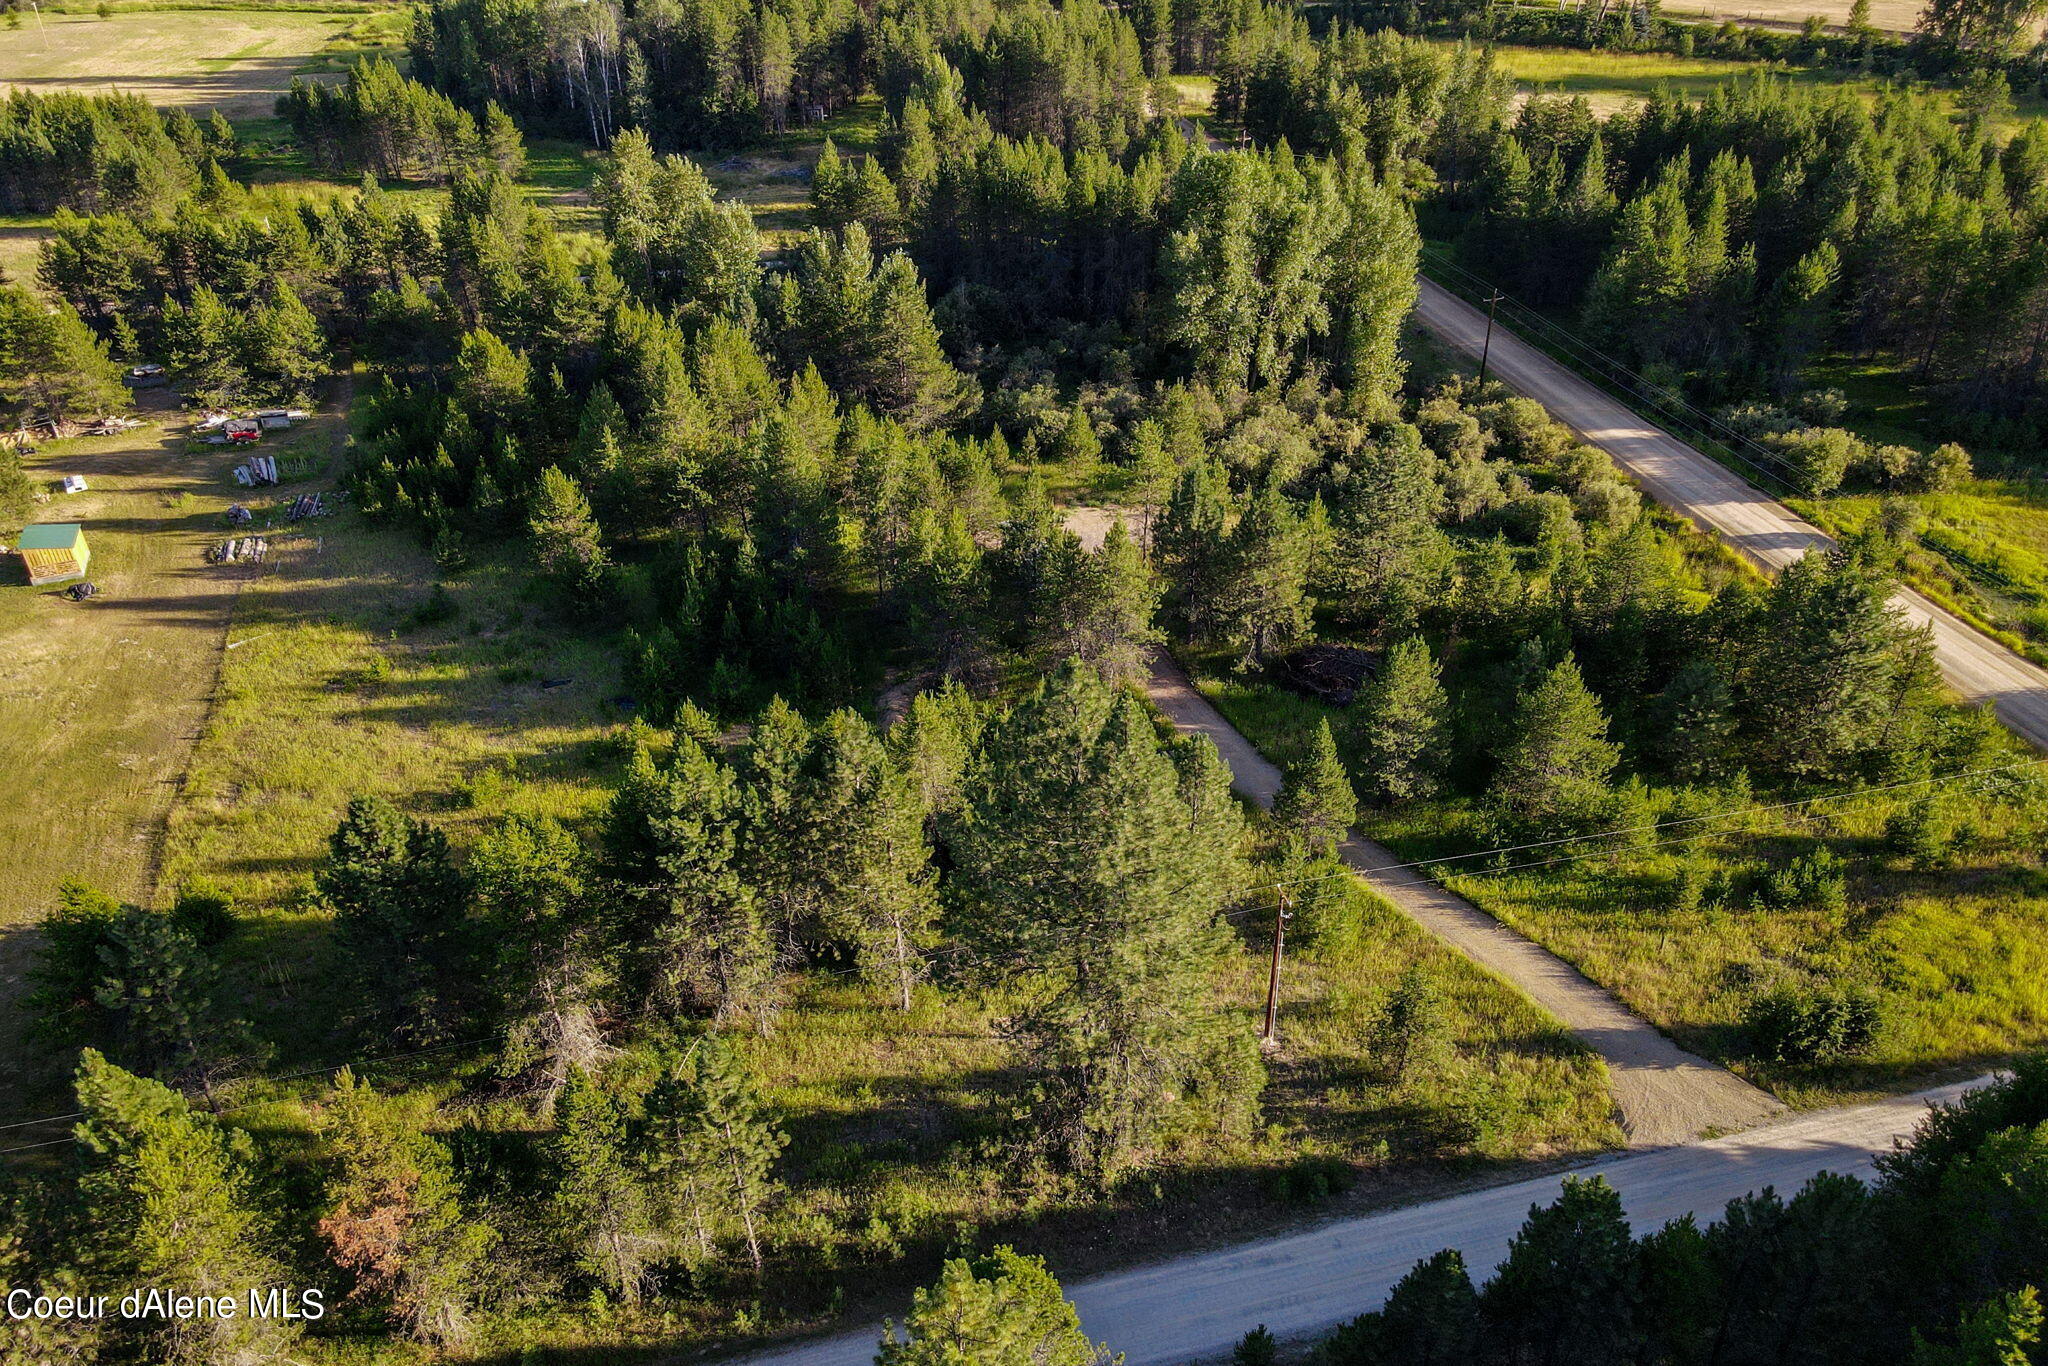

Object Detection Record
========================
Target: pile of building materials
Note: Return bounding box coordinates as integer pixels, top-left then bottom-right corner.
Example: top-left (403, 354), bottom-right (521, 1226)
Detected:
top-left (286, 491), bottom-right (329, 520)
top-left (209, 537), bottom-right (268, 564)
top-left (233, 454), bottom-right (282, 486)
top-left (226, 504), bottom-right (253, 526)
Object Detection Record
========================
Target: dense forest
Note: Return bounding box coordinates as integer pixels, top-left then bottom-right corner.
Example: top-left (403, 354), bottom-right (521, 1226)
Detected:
top-left (6, 0), bottom-right (2048, 1361)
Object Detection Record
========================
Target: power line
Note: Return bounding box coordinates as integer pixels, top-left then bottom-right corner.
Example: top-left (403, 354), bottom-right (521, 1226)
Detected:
top-left (0, 1033), bottom-right (505, 1157)
top-left (1417, 245), bottom-right (1816, 496)
top-left (1237, 757), bottom-right (2048, 903)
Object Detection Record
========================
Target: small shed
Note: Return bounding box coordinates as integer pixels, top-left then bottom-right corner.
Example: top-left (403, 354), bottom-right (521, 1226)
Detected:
top-left (18, 523), bottom-right (90, 585)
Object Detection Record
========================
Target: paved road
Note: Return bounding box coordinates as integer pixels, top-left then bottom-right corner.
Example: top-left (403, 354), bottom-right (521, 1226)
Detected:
top-left (732, 1076), bottom-right (1987, 1366)
top-left (1413, 279), bottom-right (2048, 751)
top-left (1141, 652), bottom-right (1783, 1149)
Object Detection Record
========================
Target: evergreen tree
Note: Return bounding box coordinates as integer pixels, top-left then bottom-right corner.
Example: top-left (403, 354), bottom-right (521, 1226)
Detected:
top-left (317, 796), bottom-right (471, 1042)
top-left (0, 284), bottom-right (124, 426)
top-left (1320, 1248), bottom-right (1481, 1366)
top-left (238, 280), bottom-right (328, 404)
top-left (1274, 719), bottom-right (1357, 856)
top-left (1047, 516), bottom-right (1161, 685)
top-left (316, 1072), bottom-right (492, 1347)
top-left (1372, 965), bottom-right (1446, 1083)
top-left (1353, 636), bottom-right (1448, 803)
top-left (1328, 425), bottom-right (1445, 630)
top-left (528, 465), bottom-right (610, 597)
top-left (1155, 454), bottom-right (1233, 645)
top-left (602, 740), bottom-right (771, 1023)
top-left (1219, 476), bottom-right (1312, 665)
top-left (469, 813), bottom-right (603, 1107)
top-left (950, 663), bottom-right (1257, 1182)
top-left (1481, 1176), bottom-right (1638, 1366)
top-left (1911, 1287), bottom-right (2044, 1366)
top-left (805, 711), bottom-right (939, 1010)
top-left (1489, 657), bottom-right (1619, 828)
top-left (550, 1069), bottom-right (655, 1305)
top-left (879, 1246), bottom-right (1115, 1366)
top-left (1054, 405), bottom-right (1103, 474)
top-left (87, 906), bottom-right (262, 1098)
top-left (1735, 550), bottom-right (1932, 778)
top-left (640, 1036), bottom-right (786, 1277)
top-left (73, 1051), bottom-right (297, 1365)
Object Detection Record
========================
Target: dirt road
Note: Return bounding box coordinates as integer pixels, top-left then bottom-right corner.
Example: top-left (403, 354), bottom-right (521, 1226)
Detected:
top-left (1412, 279), bottom-right (2048, 751)
top-left (732, 1074), bottom-right (1984, 1366)
top-left (1141, 652), bottom-right (1783, 1149)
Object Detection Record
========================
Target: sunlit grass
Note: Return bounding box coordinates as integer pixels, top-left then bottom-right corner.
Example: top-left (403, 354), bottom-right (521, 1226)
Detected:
top-left (1200, 670), bottom-right (2048, 1108)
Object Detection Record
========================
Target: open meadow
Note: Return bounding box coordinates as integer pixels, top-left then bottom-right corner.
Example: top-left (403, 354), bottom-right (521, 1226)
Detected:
top-left (0, 390), bottom-right (356, 1114)
top-left (0, 6), bottom-right (404, 115)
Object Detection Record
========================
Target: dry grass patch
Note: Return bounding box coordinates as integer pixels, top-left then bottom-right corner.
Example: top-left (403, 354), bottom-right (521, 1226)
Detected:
top-left (0, 9), bottom-right (392, 115)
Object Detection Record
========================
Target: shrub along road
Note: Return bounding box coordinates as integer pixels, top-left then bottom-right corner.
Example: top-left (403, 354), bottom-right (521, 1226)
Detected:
top-left (732, 1076), bottom-right (1986, 1366)
top-left (1412, 279), bottom-right (2048, 752)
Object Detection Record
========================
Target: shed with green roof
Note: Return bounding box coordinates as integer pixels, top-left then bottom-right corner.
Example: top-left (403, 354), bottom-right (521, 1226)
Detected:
top-left (16, 523), bottom-right (89, 585)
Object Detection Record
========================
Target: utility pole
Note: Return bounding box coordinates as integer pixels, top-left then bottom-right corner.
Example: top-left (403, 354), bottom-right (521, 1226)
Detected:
top-left (1261, 887), bottom-right (1293, 1050)
top-left (1477, 289), bottom-right (1505, 386)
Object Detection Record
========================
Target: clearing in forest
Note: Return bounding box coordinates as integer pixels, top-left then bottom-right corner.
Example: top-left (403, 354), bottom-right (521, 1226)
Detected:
top-left (0, 396), bottom-right (349, 1113)
top-left (0, 9), bottom-right (401, 116)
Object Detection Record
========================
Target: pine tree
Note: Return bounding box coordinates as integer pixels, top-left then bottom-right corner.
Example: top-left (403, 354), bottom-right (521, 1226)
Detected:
top-left (469, 813), bottom-right (603, 1107)
top-left (1373, 965), bottom-right (1446, 1082)
top-left (528, 466), bottom-right (610, 597)
top-left (73, 1051), bottom-right (298, 1365)
top-left (481, 101), bottom-right (525, 179)
top-left (1911, 1287), bottom-right (2044, 1366)
top-left (158, 285), bottom-right (245, 407)
top-left (316, 1072), bottom-right (493, 1347)
top-left (1489, 657), bottom-right (1619, 828)
top-left (550, 1069), bottom-right (655, 1305)
top-left (1354, 636), bottom-right (1448, 803)
top-left (1329, 425), bottom-right (1446, 630)
top-left (1219, 476), bottom-right (1312, 665)
top-left (1320, 1248), bottom-right (1480, 1366)
top-left (0, 284), bottom-right (125, 426)
top-left (88, 905), bottom-right (262, 1098)
top-left (863, 250), bottom-right (970, 431)
top-left (1736, 549), bottom-right (1930, 778)
top-left (602, 740), bottom-right (771, 1023)
top-left (1054, 405), bottom-right (1103, 475)
top-left (1274, 719), bottom-right (1357, 855)
top-left (804, 711), bottom-right (939, 1010)
top-left (951, 663), bottom-right (1258, 1181)
top-left (1155, 455), bottom-right (1233, 644)
top-left (1481, 1176), bottom-right (1638, 1366)
top-left (317, 796), bottom-right (471, 1042)
top-left (1048, 517), bottom-right (1160, 685)
top-left (879, 1246), bottom-right (1114, 1366)
top-left (238, 280), bottom-right (328, 405)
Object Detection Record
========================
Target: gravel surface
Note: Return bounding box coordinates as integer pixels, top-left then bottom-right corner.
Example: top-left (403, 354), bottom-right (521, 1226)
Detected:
top-left (731, 1076), bottom-right (1988, 1366)
top-left (1139, 651), bottom-right (1784, 1150)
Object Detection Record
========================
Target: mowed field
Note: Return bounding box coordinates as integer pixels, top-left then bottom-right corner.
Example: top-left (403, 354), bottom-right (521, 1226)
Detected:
top-left (0, 392), bottom-right (352, 1114)
top-left (0, 8), bottom-right (402, 116)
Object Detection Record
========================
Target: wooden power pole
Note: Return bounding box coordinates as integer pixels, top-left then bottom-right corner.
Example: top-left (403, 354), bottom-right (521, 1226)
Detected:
top-left (1261, 887), bottom-right (1293, 1049)
top-left (1478, 289), bottom-right (1506, 386)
